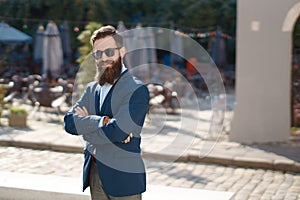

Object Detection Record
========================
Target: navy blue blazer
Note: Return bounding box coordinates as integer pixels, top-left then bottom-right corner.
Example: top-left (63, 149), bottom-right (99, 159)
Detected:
top-left (64, 70), bottom-right (149, 197)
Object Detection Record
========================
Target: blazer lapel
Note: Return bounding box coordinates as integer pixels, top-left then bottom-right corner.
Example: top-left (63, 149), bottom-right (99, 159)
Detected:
top-left (95, 85), bottom-right (101, 116)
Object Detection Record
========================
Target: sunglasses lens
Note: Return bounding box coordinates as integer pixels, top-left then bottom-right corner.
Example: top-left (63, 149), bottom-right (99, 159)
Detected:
top-left (92, 48), bottom-right (118, 60)
top-left (92, 51), bottom-right (101, 60)
top-left (105, 48), bottom-right (115, 57)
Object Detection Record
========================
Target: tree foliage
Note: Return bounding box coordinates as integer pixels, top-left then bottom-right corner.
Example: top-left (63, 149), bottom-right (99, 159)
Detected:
top-left (0, 0), bottom-right (236, 32)
top-left (77, 21), bottom-right (102, 64)
top-left (0, 0), bottom-right (237, 64)
top-left (76, 21), bottom-right (101, 87)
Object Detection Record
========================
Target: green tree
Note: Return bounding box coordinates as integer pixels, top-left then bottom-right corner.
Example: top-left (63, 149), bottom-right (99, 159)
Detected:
top-left (76, 21), bottom-right (102, 86)
top-left (0, 0), bottom-right (237, 64)
top-left (77, 21), bottom-right (102, 64)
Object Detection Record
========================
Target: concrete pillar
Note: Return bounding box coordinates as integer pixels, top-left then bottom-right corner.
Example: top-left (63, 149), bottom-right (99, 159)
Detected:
top-left (230, 0), bottom-right (300, 143)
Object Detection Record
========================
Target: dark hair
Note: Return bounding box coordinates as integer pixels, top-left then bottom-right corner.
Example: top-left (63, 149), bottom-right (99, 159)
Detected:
top-left (90, 25), bottom-right (123, 47)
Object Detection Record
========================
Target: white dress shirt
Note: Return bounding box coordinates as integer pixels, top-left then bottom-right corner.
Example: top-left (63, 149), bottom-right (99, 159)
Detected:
top-left (98, 65), bottom-right (127, 127)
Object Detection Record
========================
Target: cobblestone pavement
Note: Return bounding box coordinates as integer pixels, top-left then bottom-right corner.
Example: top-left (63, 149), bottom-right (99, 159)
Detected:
top-left (1, 147), bottom-right (300, 200)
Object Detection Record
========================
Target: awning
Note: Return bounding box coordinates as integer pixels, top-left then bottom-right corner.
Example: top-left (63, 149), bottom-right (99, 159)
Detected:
top-left (0, 22), bottom-right (32, 44)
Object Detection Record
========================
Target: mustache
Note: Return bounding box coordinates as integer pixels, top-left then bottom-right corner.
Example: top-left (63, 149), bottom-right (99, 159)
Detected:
top-left (97, 60), bottom-right (114, 68)
top-left (95, 56), bottom-right (122, 84)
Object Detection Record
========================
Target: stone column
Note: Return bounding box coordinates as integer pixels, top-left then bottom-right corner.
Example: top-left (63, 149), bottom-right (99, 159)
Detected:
top-left (230, 0), bottom-right (300, 143)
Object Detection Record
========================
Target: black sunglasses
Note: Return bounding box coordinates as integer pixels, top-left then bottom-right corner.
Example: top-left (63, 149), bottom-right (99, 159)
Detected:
top-left (92, 47), bottom-right (121, 60)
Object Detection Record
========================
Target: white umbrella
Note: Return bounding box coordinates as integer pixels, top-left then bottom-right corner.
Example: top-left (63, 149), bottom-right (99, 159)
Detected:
top-left (118, 21), bottom-right (134, 68)
top-left (170, 30), bottom-right (184, 67)
top-left (33, 24), bottom-right (44, 62)
top-left (130, 24), bottom-right (150, 81)
top-left (144, 27), bottom-right (157, 64)
top-left (118, 24), bottom-right (157, 82)
top-left (43, 21), bottom-right (63, 78)
top-left (211, 28), bottom-right (227, 70)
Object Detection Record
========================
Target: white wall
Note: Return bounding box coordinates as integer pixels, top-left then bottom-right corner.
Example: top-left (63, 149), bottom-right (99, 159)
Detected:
top-left (230, 0), bottom-right (300, 143)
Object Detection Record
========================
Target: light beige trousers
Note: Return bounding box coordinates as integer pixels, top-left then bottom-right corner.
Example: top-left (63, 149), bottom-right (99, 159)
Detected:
top-left (89, 159), bottom-right (141, 200)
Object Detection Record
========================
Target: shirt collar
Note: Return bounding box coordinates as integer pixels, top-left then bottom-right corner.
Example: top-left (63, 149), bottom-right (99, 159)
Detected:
top-left (121, 64), bottom-right (127, 73)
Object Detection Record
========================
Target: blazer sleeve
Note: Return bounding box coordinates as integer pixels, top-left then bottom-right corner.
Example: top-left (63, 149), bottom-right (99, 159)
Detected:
top-left (64, 83), bottom-right (102, 135)
top-left (83, 85), bottom-right (149, 145)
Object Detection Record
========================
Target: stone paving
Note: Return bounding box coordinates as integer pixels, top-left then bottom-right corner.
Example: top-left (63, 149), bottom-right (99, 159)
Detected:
top-left (0, 146), bottom-right (300, 200)
top-left (1, 92), bottom-right (300, 199)
top-left (0, 108), bottom-right (300, 173)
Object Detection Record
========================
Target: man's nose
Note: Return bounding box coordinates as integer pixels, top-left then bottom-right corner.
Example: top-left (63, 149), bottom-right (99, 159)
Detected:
top-left (101, 51), bottom-right (109, 61)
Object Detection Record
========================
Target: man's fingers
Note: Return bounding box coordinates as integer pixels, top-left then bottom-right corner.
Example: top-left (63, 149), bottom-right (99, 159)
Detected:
top-left (75, 107), bottom-right (83, 115)
top-left (103, 116), bottom-right (111, 126)
top-left (123, 133), bottom-right (133, 144)
top-left (82, 107), bottom-right (89, 116)
top-left (75, 107), bottom-right (88, 116)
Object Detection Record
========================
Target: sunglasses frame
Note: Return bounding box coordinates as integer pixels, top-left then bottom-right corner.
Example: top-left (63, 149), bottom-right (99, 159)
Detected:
top-left (92, 47), bottom-right (121, 60)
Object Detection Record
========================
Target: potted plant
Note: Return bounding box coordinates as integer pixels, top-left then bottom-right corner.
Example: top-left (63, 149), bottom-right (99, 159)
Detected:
top-left (8, 106), bottom-right (27, 127)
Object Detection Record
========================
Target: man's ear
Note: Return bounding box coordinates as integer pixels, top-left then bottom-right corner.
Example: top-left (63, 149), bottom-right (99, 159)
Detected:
top-left (119, 47), bottom-right (126, 58)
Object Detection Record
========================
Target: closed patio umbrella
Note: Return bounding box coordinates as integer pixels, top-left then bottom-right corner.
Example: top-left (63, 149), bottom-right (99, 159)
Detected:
top-left (170, 30), bottom-right (184, 68)
top-left (130, 24), bottom-right (150, 81)
top-left (33, 24), bottom-right (44, 62)
top-left (60, 21), bottom-right (72, 63)
top-left (43, 21), bottom-right (63, 78)
top-left (144, 27), bottom-right (157, 65)
top-left (118, 21), bottom-right (134, 68)
top-left (211, 28), bottom-right (227, 70)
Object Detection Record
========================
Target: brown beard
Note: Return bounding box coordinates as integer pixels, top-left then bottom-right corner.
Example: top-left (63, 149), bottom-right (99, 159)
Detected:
top-left (95, 57), bottom-right (122, 85)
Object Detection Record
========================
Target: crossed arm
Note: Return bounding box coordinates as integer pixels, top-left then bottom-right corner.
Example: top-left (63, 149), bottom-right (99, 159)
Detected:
top-left (74, 106), bottom-right (133, 143)
top-left (64, 84), bottom-right (149, 146)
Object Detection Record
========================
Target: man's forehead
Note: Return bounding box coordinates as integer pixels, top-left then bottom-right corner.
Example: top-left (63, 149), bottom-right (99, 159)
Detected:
top-left (93, 36), bottom-right (117, 49)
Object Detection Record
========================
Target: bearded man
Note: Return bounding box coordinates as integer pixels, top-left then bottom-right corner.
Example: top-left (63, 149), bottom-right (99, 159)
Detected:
top-left (64, 25), bottom-right (149, 200)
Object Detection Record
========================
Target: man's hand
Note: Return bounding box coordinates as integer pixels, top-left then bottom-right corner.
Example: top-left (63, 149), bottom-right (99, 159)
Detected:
top-left (123, 133), bottom-right (133, 144)
top-left (103, 117), bottom-right (133, 143)
top-left (75, 108), bottom-right (132, 144)
top-left (103, 116), bottom-right (111, 126)
top-left (75, 106), bottom-right (89, 116)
